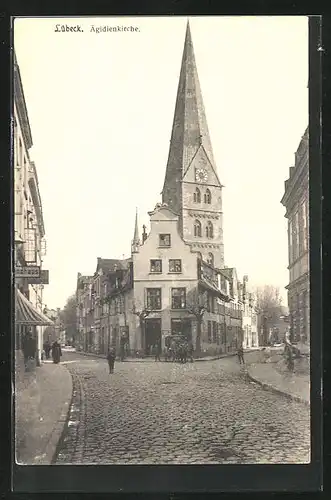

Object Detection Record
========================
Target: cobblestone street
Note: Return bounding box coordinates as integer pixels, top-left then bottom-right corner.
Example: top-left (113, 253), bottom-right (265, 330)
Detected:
top-left (55, 352), bottom-right (310, 465)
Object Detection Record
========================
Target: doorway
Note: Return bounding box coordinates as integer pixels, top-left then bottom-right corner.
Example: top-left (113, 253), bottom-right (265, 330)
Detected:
top-left (145, 319), bottom-right (161, 355)
top-left (171, 318), bottom-right (192, 340)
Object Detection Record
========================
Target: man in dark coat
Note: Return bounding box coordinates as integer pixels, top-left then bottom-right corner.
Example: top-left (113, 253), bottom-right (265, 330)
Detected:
top-left (107, 347), bottom-right (116, 373)
top-left (237, 345), bottom-right (245, 364)
top-left (51, 340), bottom-right (62, 364)
top-left (43, 339), bottom-right (51, 359)
top-left (22, 330), bottom-right (36, 371)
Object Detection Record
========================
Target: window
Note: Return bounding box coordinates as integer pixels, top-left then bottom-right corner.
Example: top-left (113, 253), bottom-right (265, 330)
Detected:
top-left (194, 187), bottom-right (201, 203)
top-left (292, 212), bottom-right (299, 261)
top-left (208, 293), bottom-right (215, 313)
top-left (169, 259), bottom-right (182, 273)
top-left (302, 200), bottom-right (308, 252)
top-left (19, 138), bottom-right (22, 166)
top-left (194, 220), bottom-right (202, 237)
top-left (204, 188), bottom-right (212, 204)
top-left (171, 288), bottom-right (186, 309)
top-left (159, 234), bottom-right (171, 247)
top-left (150, 259), bottom-right (162, 273)
top-left (207, 252), bottom-right (214, 267)
top-left (146, 288), bottom-right (162, 310)
top-left (212, 321), bottom-right (218, 343)
top-left (207, 321), bottom-right (212, 343)
top-left (206, 221), bottom-right (213, 238)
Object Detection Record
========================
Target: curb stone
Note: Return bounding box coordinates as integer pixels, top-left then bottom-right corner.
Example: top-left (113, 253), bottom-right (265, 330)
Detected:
top-left (245, 370), bottom-right (310, 406)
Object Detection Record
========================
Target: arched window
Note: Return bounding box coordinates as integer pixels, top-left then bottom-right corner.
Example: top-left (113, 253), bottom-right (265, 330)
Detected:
top-left (193, 187), bottom-right (201, 203)
top-left (204, 188), bottom-right (212, 204)
top-left (194, 220), bottom-right (202, 237)
top-left (207, 252), bottom-right (214, 267)
top-left (206, 221), bottom-right (214, 238)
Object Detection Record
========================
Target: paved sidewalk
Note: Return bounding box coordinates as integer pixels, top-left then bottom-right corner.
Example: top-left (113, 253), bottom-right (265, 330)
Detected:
top-left (246, 362), bottom-right (310, 405)
top-left (15, 353), bottom-right (72, 464)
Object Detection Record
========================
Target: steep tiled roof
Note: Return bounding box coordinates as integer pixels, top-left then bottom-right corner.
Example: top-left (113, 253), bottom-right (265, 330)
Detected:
top-left (96, 258), bottom-right (130, 274)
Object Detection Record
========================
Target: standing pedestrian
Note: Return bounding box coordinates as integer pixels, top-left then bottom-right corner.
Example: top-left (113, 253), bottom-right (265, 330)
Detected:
top-left (43, 339), bottom-right (51, 360)
top-left (237, 344), bottom-right (245, 365)
top-left (22, 330), bottom-right (36, 371)
top-left (154, 343), bottom-right (161, 362)
top-left (51, 340), bottom-right (62, 364)
top-left (107, 347), bottom-right (116, 373)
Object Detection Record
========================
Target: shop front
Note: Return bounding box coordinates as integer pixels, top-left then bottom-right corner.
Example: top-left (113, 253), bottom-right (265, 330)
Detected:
top-left (15, 288), bottom-right (54, 366)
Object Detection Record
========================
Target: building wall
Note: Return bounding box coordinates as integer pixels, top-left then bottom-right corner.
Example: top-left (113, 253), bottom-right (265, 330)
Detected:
top-left (281, 127), bottom-right (309, 344)
top-left (132, 205), bottom-right (199, 351)
top-left (14, 57), bottom-right (47, 363)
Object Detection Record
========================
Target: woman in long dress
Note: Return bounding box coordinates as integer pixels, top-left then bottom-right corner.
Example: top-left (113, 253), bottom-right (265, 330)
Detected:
top-left (52, 340), bottom-right (62, 364)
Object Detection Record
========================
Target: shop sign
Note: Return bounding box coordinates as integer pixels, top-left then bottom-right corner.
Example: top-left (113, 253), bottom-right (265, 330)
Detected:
top-left (15, 265), bottom-right (40, 278)
top-left (27, 270), bottom-right (49, 284)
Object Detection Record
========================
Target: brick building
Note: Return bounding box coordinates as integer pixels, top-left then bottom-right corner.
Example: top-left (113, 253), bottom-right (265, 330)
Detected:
top-left (281, 127), bottom-right (309, 344)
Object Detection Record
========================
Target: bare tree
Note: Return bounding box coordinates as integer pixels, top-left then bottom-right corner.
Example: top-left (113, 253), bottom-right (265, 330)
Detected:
top-left (132, 300), bottom-right (151, 354)
top-left (186, 288), bottom-right (206, 354)
top-left (254, 285), bottom-right (284, 345)
top-left (255, 285), bottom-right (283, 311)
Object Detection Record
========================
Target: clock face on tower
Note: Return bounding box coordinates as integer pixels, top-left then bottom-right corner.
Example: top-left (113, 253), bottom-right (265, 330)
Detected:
top-left (195, 168), bottom-right (208, 183)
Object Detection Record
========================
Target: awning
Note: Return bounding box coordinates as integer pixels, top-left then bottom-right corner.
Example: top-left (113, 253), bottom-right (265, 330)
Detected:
top-left (15, 288), bottom-right (54, 326)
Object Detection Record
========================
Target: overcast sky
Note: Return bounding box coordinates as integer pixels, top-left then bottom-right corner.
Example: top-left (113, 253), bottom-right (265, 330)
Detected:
top-left (14, 16), bottom-right (308, 310)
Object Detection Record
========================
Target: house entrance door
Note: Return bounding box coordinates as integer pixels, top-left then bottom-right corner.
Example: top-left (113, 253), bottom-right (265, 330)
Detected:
top-left (145, 319), bottom-right (161, 355)
top-left (171, 318), bottom-right (192, 340)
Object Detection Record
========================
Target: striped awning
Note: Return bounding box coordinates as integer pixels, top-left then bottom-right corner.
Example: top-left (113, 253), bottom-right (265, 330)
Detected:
top-left (15, 288), bottom-right (54, 326)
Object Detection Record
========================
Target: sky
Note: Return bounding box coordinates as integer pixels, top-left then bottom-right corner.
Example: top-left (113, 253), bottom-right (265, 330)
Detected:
top-left (14, 16), bottom-right (309, 310)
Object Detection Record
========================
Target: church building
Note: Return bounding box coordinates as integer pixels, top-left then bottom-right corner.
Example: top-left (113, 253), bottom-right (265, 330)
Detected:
top-left (76, 21), bottom-right (252, 357)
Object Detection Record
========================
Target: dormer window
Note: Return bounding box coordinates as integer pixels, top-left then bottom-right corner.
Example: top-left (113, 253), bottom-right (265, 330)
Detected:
top-left (159, 234), bottom-right (171, 247)
top-left (193, 187), bottom-right (201, 203)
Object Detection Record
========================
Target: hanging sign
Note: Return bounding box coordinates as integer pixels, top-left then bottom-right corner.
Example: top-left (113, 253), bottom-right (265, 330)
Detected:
top-left (15, 265), bottom-right (40, 278)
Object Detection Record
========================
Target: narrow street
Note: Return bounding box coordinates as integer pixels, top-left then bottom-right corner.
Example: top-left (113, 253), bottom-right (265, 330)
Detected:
top-left (55, 352), bottom-right (310, 465)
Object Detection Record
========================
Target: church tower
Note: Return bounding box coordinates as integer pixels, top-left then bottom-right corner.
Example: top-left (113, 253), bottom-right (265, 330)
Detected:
top-left (161, 20), bottom-right (224, 269)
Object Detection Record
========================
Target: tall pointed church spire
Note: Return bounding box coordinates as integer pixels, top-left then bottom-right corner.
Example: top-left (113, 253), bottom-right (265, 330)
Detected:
top-left (131, 208), bottom-right (140, 254)
top-left (162, 19), bottom-right (219, 214)
top-left (161, 20), bottom-right (224, 270)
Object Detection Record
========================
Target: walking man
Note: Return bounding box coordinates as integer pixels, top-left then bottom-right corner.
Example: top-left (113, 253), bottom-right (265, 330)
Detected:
top-left (107, 347), bottom-right (116, 374)
top-left (237, 344), bottom-right (245, 365)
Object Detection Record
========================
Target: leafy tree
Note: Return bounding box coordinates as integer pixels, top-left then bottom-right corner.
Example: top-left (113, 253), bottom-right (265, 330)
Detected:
top-left (59, 294), bottom-right (77, 344)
